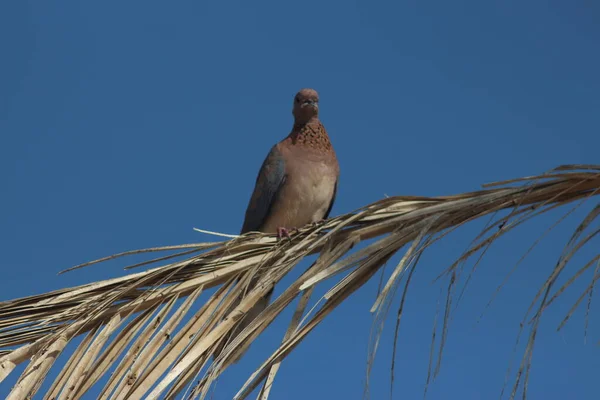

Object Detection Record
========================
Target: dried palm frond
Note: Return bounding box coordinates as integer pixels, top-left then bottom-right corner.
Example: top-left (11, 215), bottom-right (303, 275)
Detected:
top-left (1, 164), bottom-right (599, 399)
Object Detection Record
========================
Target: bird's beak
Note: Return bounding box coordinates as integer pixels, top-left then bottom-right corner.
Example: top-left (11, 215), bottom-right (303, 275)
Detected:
top-left (301, 100), bottom-right (318, 109)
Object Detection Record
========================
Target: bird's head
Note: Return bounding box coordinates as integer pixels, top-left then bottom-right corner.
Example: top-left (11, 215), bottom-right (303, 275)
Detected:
top-left (292, 88), bottom-right (319, 123)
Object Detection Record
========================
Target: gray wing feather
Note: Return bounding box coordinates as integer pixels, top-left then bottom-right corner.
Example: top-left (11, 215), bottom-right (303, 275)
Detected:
top-left (240, 146), bottom-right (287, 234)
top-left (323, 179), bottom-right (338, 220)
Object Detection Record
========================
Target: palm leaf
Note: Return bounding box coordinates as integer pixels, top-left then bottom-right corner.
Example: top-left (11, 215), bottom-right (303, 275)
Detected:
top-left (1, 164), bottom-right (599, 399)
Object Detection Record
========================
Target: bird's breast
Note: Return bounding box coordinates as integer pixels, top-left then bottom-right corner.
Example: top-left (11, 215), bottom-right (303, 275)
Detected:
top-left (262, 158), bottom-right (338, 232)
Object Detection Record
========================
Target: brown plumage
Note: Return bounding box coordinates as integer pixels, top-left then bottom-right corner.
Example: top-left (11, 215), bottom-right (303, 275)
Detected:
top-left (215, 88), bottom-right (340, 362)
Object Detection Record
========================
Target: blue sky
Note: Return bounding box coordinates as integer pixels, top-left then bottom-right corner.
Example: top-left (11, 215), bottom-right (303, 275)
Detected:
top-left (1, 1), bottom-right (599, 399)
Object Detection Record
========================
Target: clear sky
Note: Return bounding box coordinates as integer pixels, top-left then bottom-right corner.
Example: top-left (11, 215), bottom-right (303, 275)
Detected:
top-left (1, 1), bottom-right (599, 399)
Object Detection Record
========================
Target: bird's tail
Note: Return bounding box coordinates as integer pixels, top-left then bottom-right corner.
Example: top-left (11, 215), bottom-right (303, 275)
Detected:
top-left (213, 285), bottom-right (274, 364)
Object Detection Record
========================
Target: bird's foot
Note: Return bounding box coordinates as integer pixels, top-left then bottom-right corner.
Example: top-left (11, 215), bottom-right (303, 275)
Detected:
top-left (307, 220), bottom-right (327, 230)
top-left (276, 227), bottom-right (292, 240)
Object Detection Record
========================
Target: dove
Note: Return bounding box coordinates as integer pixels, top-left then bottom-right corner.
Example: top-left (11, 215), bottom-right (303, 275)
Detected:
top-left (215, 88), bottom-right (339, 362)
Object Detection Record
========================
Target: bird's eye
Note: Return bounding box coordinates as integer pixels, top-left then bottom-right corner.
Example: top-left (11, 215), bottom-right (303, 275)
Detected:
top-left (295, 97), bottom-right (299, 103)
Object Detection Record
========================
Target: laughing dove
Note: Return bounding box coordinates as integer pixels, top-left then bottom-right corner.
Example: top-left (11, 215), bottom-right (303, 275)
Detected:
top-left (215, 88), bottom-right (340, 361)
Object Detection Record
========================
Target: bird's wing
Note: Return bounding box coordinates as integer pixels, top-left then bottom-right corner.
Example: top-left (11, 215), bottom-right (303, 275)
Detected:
top-left (323, 179), bottom-right (338, 220)
top-left (240, 145), bottom-right (287, 234)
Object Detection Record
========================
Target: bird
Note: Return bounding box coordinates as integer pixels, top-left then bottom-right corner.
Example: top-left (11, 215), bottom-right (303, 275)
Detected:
top-left (214, 88), bottom-right (340, 362)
